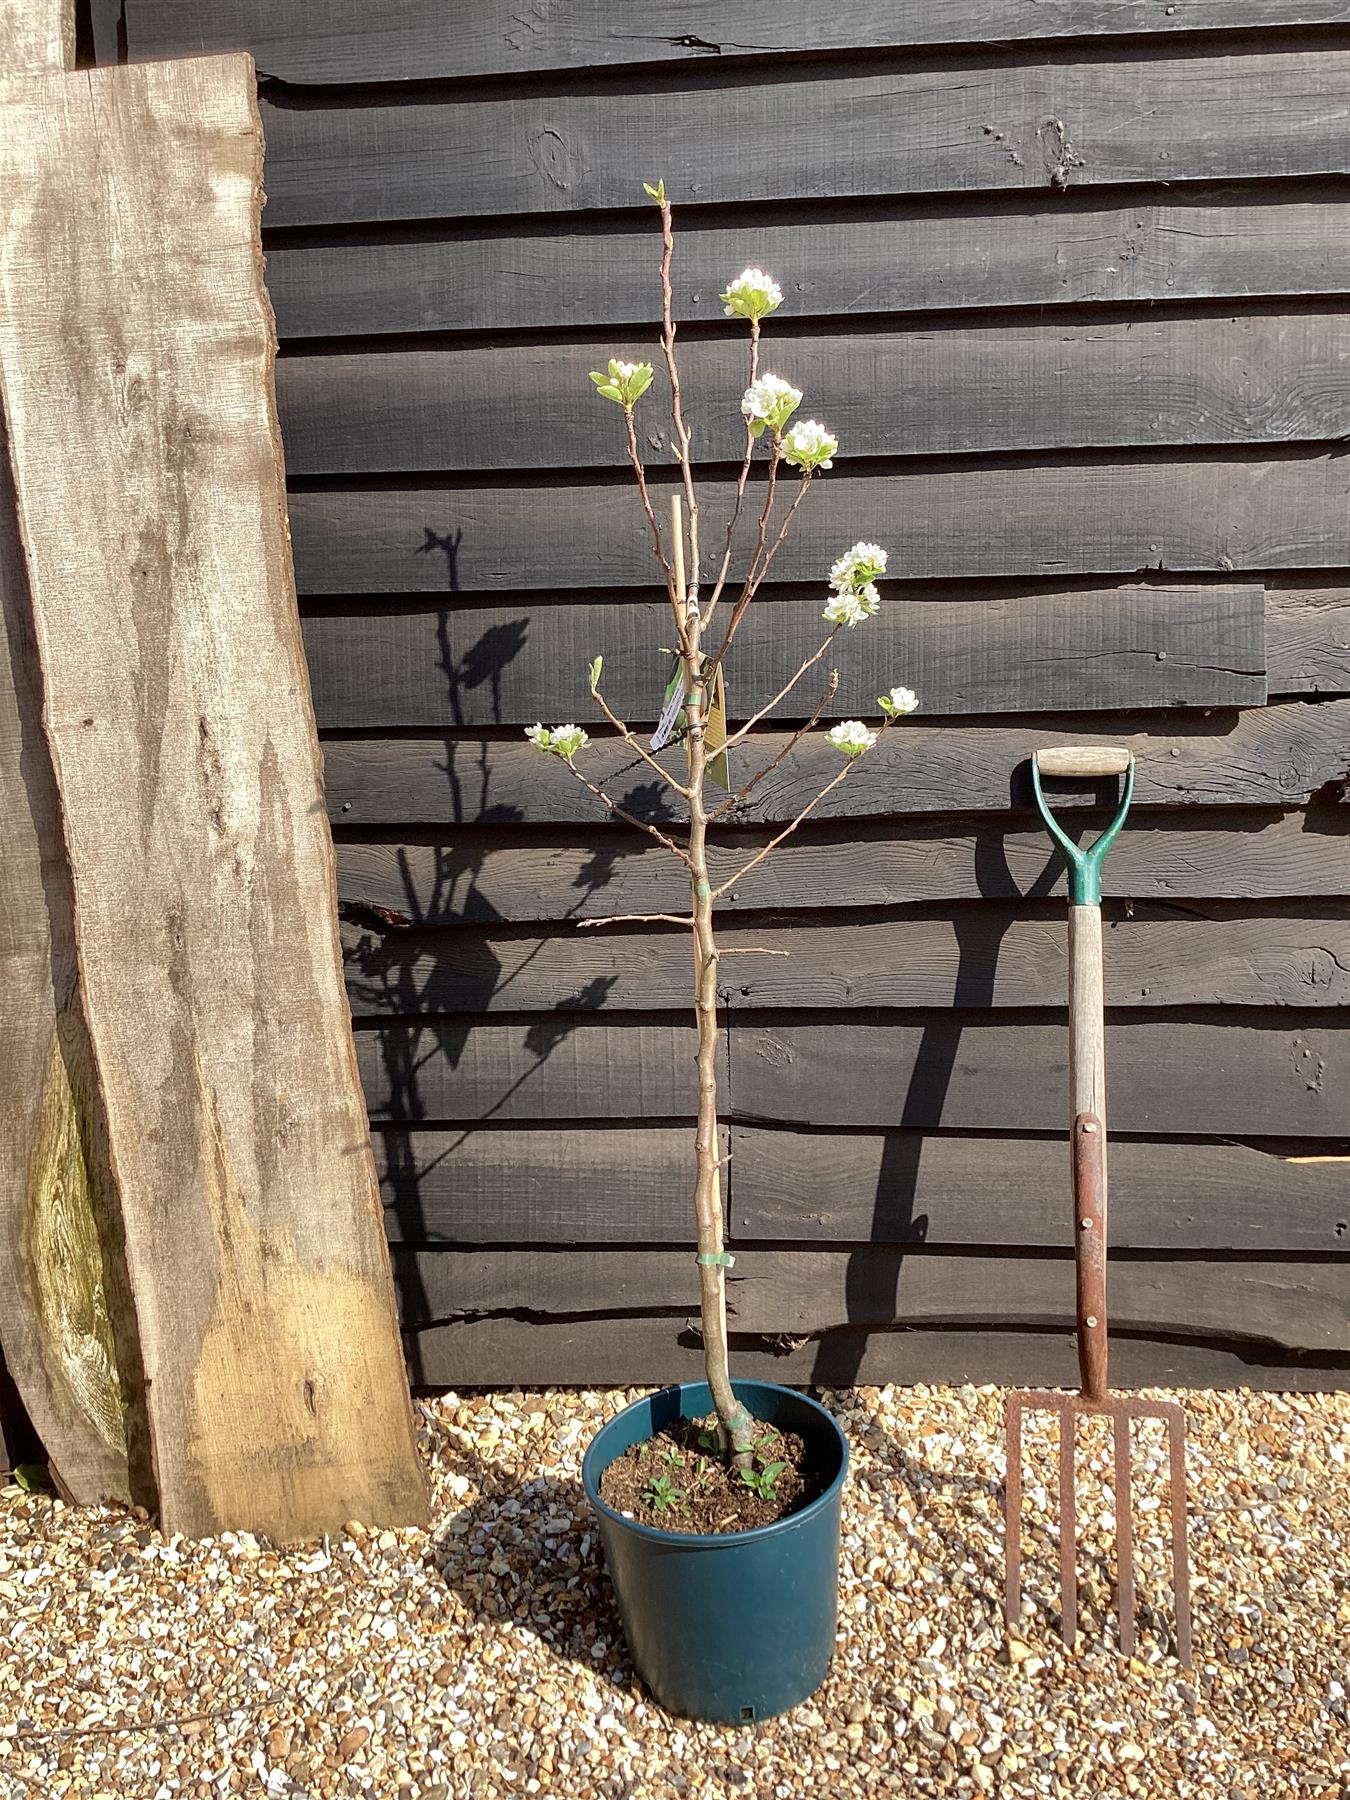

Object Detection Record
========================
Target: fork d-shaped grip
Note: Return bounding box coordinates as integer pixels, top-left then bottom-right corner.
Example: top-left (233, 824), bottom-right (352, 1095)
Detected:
top-left (1073, 1115), bottom-right (1109, 1402)
top-left (1031, 751), bottom-right (1135, 906)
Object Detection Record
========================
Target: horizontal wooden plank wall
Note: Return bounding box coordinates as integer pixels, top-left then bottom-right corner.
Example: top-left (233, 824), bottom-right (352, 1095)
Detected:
top-left (108, 3), bottom-right (1350, 1388)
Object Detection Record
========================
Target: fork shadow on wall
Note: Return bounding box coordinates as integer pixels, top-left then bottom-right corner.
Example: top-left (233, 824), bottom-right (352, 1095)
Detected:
top-left (807, 761), bottom-right (1074, 1393)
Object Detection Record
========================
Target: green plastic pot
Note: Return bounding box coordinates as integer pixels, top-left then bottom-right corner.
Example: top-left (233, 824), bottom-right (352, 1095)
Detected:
top-left (581, 1380), bottom-right (849, 1723)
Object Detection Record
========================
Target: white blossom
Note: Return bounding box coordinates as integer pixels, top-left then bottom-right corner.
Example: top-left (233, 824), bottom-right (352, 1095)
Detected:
top-left (525, 722), bottom-right (590, 759)
top-left (740, 373), bottom-right (803, 438)
top-left (879, 685), bottom-right (919, 716)
top-left (822, 584), bottom-right (880, 628)
top-left (720, 267), bottom-right (784, 321)
top-left (829, 541), bottom-right (888, 592)
top-left (589, 358), bottom-right (655, 407)
top-left (827, 720), bottom-right (877, 757)
top-left (783, 418), bottom-right (839, 473)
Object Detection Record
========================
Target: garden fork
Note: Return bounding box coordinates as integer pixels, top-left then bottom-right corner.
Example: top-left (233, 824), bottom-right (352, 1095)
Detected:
top-left (1003, 746), bottom-right (1192, 1666)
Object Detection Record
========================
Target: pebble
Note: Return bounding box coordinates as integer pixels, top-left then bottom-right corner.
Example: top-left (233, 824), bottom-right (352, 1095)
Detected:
top-left (0, 1385), bottom-right (1346, 1799)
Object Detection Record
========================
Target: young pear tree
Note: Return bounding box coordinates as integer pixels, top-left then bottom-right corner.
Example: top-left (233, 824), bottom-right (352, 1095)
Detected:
top-left (526, 181), bottom-right (917, 1466)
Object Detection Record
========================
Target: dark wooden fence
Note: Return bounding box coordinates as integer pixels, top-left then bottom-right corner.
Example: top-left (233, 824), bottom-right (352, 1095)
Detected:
top-left (97, 2), bottom-right (1350, 1389)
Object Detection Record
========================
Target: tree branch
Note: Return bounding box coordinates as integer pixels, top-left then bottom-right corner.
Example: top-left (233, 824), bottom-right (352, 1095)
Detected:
top-left (657, 197), bottom-right (701, 591)
top-left (711, 757), bottom-right (859, 898)
top-left (558, 759), bottom-right (693, 868)
top-left (703, 317), bottom-right (760, 632)
top-left (576, 911), bottom-right (694, 930)
top-left (711, 667), bottom-right (839, 820)
top-left (722, 627), bottom-right (839, 751)
top-left (590, 681), bottom-right (690, 795)
top-left (624, 408), bottom-right (685, 649)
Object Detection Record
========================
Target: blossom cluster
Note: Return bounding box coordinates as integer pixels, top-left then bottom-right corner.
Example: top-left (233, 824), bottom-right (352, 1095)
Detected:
top-left (783, 419), bottom-right (839, 473)
top-left (741, 373), bottom-right (802, 438)
top-left (525, 722), bottom-right (589, 759)
top-left (588, 359), bottom-right (655, 408)
top-left (827, 721), bottom-right (877, 758)
top-left (721, 267), bottom-right (783, 321)
top-left (879, 685), bottom-right (919, 717)
top-left (822, 539), bottom-right (888, 628)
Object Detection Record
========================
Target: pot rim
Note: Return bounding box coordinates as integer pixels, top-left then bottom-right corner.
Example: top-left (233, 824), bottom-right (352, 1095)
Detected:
top-left (581, 1379), bottom-right (849, 1551)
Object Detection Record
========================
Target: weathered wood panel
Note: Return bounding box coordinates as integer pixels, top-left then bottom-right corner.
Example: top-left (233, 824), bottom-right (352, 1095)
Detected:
top-left (343, 907), bottom-right (1350, 1016)
top-left (118, 0), bottom-right (1350, 85)
top-left (735, 1016), bottom-right (1349, 1136)
top-left (254, 51), bottom-right (1350, 227)
top-left (1267, 579), bottom-right (1350, 692)
top-left (334, 810), bottom-right (1350, 922)
top-left (0, 56), bottom-right (425, 1538)
top-left (376, 1125), bottom-right (706, 1244)
top-left (403, 1316), bottom-right (1350, 1392)
top-left (355, 1018), bottom-right (708, 1123)
top-left (393, 1246), bottom-right (1350, 1352)
top-left (302, 585), bottom-right (1268, 725)
top-left (0, 0), bottom-right (138, 1505)
top-left (288, 454), bottom-right (1350, 593)
top-left (266, 193), bottom-right (1350, 340)
top-left (728, 1130), bottom-right (1350, 1250)
top-left (277, 312), bottom-right (1350, 475)
top-left (378, 1126), bottom-right (1350, 1252)
top-left (322, 701), bottom-right (1350, 825)
top-left (357, 1015), bottom-right (1349, 1138)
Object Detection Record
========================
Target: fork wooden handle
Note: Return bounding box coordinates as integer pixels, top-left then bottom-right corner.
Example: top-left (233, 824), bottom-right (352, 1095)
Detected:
top-left (1073, 1114), bottom-right (1109, 1401)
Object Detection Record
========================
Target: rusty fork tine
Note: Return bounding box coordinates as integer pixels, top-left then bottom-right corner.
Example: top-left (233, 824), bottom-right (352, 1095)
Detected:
top-left (1114, 1411), bottom-right (1136, 1660)
top-left (1058, 1412), bottom-right (1077, 1653)
top-left (1166, 1406), bottom-right (1194, 1668)
top-left (1004, 1395), bottom-right (1024, 1633)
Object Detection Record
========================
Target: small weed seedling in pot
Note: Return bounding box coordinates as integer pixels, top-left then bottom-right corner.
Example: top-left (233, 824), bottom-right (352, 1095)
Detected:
top-left (643, 1472), bottom-right (684, 1515)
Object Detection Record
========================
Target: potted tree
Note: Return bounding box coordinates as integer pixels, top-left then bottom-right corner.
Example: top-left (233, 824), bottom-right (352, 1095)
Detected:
top-left (526, 181), bottom-right (917, 1722)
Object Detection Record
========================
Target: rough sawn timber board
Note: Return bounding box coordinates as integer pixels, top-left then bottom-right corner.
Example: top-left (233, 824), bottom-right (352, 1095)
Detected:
top-left (321, 701), bottom-right (1350, 825)
top-left (265, 193), bottom-right (1350, 340)
top-left (333, 810), bottom-right (1350, 921)
top-left (0, 55), bottom-right (426, 1539)
top-left (302, 585), bottom-right (1268, 724)
top-left (286, 454), bottom-right (1350, 592)
top-left (276, 312), bottom-right (1350, 474)
top-left (117, 0), bottom-right (1350, 84)
top-left (379, 1125), bottom-right (1350, 1253)
top-left (0, 0), bottom-right (137, 1504)
top-left (341, 906), bottom-right (1350, 1015)
top-left (392, 1246), bottom-right (1350, 1353)
top-left (253, 49), bottom-right (1350, 227)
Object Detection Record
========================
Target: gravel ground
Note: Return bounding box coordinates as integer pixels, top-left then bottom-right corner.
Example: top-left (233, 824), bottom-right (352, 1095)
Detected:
top-left (1, 1383), bottom-right (1347, 1800)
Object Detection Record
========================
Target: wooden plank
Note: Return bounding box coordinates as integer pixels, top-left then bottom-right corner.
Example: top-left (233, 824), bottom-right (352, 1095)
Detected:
top-left (356, 1015), bottom-right (1350, 1138)
top-left (727, 1129), bottom-right (1350, 1252)
top-left (334, 810), bottom-right (1350, 922)
top-left (393, 1246), bottom-right (1350, 1353)
top-left (1267, 578), bottom-right (1350, 693)
top-left (322, 700), bottom-right (1350, 825)
top-left (0, 56), bottom-right (425, 1539)
top-left (288, 455), bottom-right (1350, 593)
top-left (734, 1016), bottom-right (1350, 1137)
top-left (342, 906), bottom-right (1350, 1015)
top-left (302, 585), bottom-right (1268, 725)
top-left (0, 0), bottom-right (138, 1505)
top-left (376, 1125), bottom-right (716, 1244)
top-left (266, 193), bottom-right (1350, 341)
top-left (118, 0), bottom-right (1350, 85)
top-left (403, 1315), bottom-right (1350, 1392)
top-left (277, 312), bottom-right (1350, 475)
top-left (253, 50), bottom-right (1350, 227)
top-left (376, 1126), bottom-right (1350, 1253)
top-left (355, 1018), bottom-right (707, 1122)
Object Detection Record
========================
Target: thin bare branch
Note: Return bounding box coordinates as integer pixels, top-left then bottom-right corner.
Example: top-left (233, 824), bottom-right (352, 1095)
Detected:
top-left (576, 911), bottom-right (694, 930)
top-left (722, 626), bottom-right (839, 750)
top-left (590, 681), bottom-right (691, 795)
top-left (703, 317), bottom-right (760, 631)
top-left (658, 198), bottom-right (701, 590)
top-left (624, 408), bottom-right (686, 648)
top-left (559, 759), bottom-right (694, 868)
top-left (711, 668), bottom-right (839, 820)
top-left (711, 757), bottom-right (858, 899)
top-left (718, 946), bottom-right (790, 956)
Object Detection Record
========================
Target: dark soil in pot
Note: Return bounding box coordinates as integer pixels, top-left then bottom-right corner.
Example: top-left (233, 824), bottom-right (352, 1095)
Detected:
top-left (597, 1413), bottom-right (825, 1535)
